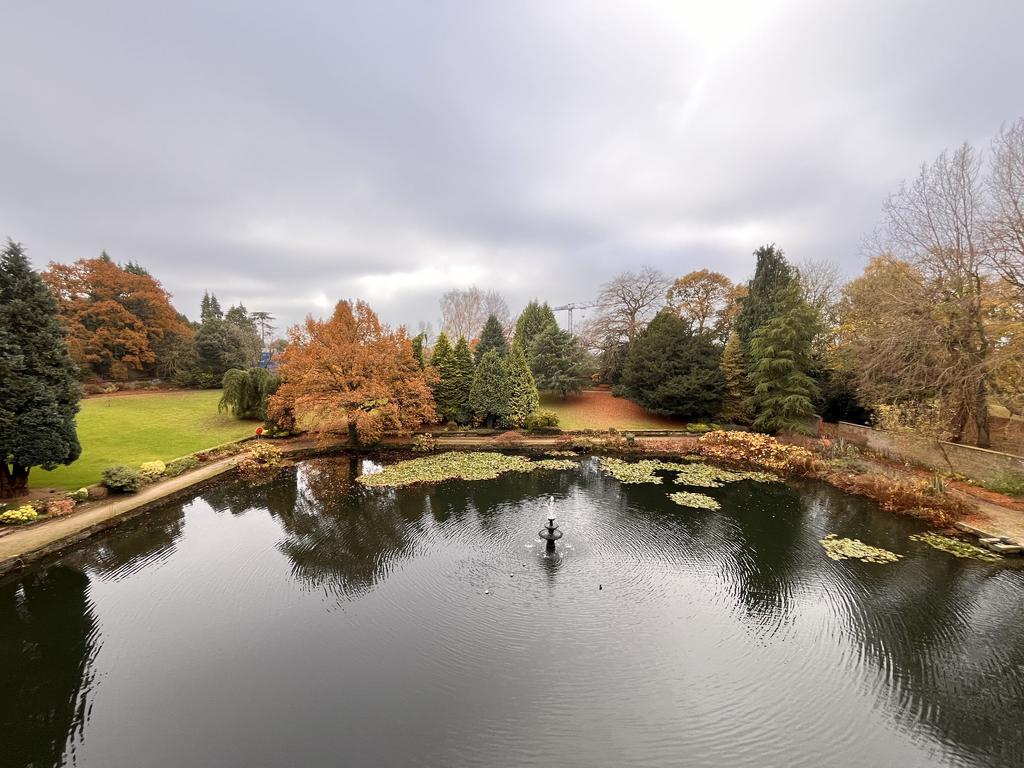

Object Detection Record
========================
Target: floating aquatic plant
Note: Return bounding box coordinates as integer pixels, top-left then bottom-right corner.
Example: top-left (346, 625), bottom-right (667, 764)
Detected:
top-left (672, 463), bottom-right (780, 488)
top-left (533, 459), bottom-right (578, 471)
top-left (358, 452), bottom-right (577, 488)
top-left (820, 534), bottom-right (902, 564)
top-left (667, 491), bottom-right (721, 510)
top-left (909, 532), bottom-right (1002, 562)
top-left (544, 450), bottom-right (578, 458)
top-left (598, 457), bottom-right (670, 484)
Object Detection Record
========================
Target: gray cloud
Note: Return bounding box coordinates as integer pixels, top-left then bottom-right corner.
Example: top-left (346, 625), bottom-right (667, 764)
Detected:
top-left (3, 0), bottom-right (1024, 332)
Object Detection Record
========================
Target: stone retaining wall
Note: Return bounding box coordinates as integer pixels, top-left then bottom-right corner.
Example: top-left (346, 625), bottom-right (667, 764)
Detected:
top-left (835, 422), bottom-right (1024, 484)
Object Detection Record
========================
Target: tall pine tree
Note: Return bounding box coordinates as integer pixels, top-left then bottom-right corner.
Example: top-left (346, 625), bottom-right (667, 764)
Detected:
top-left (474, 314), bottom-right (508, 363)
top-left (469, 349), bottom-right (510, 427)
top-left (447, 337), bottom-right (475, 424)
top-left (512, 301), bottom-right (558, 355)
top-left (733, 244), bottom-right (797, 347)
top-left (505, 342), bottom-right (540, 428)
top-left (1, 240), bottom-right (81, 497)
top-left (428, 332), bottom-right (453, 419)
top-left (719, 330), bottom-right (751, 424)
top-left (746, 283), bottom-right (819, 433)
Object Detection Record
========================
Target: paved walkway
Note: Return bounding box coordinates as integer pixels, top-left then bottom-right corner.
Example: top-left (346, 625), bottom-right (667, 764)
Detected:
top-left (0, 455), bottom-right (239, 575)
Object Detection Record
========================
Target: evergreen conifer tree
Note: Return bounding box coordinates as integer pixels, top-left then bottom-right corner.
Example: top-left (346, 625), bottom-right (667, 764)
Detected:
top-left (733, 244), bottom-right (797, 346)
top-left (505, 342), bottom-right (540, 427)
top-left (469, 349), bottom-right (510, 427)
top-left (746, 284), bottom-right (819, 433)
top-left (447, 337), bottom-right (476, 424)
top-left (474, 314), bottom-right (509, 363)
top-left (719, 330), bottom-right (752, 424)
top-left (0, 240), bottom-right (81, 497)
top-left (411, 332), bottom-right (427, 369)
top-left (530, 326), bottom-right (585, 398)
top-left (620, 310), bottom-right (723, 418)
top-left (200, 291), bottom-right (223, 322)
top-left (512, 301), bottom-right (558, 356)
top-left (428, 332), bottom-right (453, 418)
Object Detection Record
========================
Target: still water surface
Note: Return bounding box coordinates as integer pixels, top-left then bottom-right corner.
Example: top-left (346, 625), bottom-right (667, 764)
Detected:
top-left (2, 456), bottom-right (1023, 767)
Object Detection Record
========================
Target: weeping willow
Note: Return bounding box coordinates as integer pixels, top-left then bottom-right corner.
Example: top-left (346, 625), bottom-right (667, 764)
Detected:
top-left (219, 368), bottom-right (279, 420)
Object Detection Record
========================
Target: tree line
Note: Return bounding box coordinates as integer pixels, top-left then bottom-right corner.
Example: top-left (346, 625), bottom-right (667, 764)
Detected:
top-left (40, 252), bottom-right (277, 388)
top-left (4, 116), bottom-right (1024, 494)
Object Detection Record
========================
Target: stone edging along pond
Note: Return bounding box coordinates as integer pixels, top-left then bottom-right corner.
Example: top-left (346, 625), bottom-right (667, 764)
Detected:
top-left (2, 431), bottom-right (1021, 578)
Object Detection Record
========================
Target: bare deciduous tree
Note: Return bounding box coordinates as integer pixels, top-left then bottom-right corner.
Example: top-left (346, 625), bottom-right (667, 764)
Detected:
top-left (797, 258), bottom-right (843, 323)
top-left (586, 266), bottom-right (670, 346)
top-left (440, 287), bottom-right (510, 340)
top-left (854, 143), bottom-right (993, 446)
top-left (986, 118), bottom-right (1024, 307)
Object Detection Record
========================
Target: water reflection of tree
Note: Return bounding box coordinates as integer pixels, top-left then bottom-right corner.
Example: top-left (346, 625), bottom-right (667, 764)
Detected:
top-left (0, 567), bottom-right (99, 768)
top-left (64, 501), bottom-right (187, 579)
top-left (826, 527), bottom-right (1024, 766)
top-left (717, 480), bottom-right (812, 635)
top-left (274, 458), bottom-right (430, 601)
top-left (202, 468), bottom-right (298, 518)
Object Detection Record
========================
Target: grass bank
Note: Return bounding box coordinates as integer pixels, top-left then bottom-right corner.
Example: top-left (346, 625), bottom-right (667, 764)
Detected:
top-left (539, 390), bottom-right (688, 431)
top-left (32, 390), bottom-right (258, 489)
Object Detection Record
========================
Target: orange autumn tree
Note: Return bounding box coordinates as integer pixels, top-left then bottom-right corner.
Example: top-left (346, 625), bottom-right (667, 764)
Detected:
top-left (43, 255), bottom-right (193, 380)
top-left (268, 300), bottom-right (436, 444)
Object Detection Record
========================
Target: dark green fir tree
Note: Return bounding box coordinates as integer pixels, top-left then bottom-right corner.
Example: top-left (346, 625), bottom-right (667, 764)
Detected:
top-left (0, 240), bottom-right (81, 497)
top-left (474, 314), bottom-right (509, 363)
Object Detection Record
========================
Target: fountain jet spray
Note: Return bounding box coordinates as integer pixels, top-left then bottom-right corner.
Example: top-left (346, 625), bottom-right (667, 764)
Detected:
top-left (539, 496), bottom-right (563, 552)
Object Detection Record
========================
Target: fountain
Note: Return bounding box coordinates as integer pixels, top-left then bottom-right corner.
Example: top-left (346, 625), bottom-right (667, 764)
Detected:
top-left (538, 496), bottom-right (562, 551)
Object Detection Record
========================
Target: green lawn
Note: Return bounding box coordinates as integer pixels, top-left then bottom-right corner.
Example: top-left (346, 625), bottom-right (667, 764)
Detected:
top-left (539, 390), bottom-right (688, 432)
top-left (32, 390), bottom-right (259, 489)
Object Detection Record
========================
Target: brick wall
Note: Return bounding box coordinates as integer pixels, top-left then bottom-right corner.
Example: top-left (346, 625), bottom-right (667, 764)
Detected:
top-left (835, 422), bottom-right (1024, 484)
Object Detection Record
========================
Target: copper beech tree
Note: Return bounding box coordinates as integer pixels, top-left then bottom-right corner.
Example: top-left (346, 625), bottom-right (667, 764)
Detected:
top-left (267, 300), bottom-right (436, 444)
top-left (43, 255), bottom-right (193, 380)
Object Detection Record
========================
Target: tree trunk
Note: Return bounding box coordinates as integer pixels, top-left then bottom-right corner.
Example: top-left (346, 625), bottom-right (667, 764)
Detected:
top-left (0, 463), bottom-right (30, 499)
top-left (975, 382), bottom-right (991, 449)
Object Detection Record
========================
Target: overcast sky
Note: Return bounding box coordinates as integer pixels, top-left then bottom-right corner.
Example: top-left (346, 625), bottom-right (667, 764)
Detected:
top-left (4, 0), bottom-right (1024, 333)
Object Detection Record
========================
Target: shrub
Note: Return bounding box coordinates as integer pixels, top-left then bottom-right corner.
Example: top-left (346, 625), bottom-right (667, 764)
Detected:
top-left (102, 465), bottom-right (144, 493)
top-left (697, 430), bottom-right (823, 475)
top-left (192, 371), bottom-right (221, 389)
top-left (686, 423), bottom-right (711, 434)
top-left (170, 369), bottom-right (196, 388)
top-left (525, 409), bottom-right (560, 432)
top-left (412, 433), bottom-right (437, 453)
top-left (165, 456), bottom-right (200, 477)
top-left (46, 498), bottom-right (75, 516)
top-left (237, 442), bottom-right (283, 477)
top-left (68, 487), bottom-right (90, 502)
top-left (823, 472), bottom-right (969, 526)
top-left (984, 471), bottom-right (1024, 499)
top-left (0, 505), bottom-right (40, 524)
top-left (139, 460), bottom-right (167, 482)
top-left (625, 432), bottom-right (637, 446)
top-left (492, 431), bottom-right (525, 448)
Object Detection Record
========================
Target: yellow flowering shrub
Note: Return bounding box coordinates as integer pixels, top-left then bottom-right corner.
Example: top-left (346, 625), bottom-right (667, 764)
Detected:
top-left (0, 505), bottom-right (40, 525)
top-left (139, 460), bottom-right (167, 482)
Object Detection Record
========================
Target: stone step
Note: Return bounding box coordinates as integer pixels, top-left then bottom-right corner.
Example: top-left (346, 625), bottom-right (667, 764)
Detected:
top-left (988, 542), bottom-right (1022, 555)
top-left (956, 522), bottom-right (998, 538)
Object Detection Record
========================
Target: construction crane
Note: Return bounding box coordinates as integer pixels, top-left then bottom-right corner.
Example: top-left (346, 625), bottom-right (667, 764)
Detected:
top-left (553, 302), bottom-right (600, 335)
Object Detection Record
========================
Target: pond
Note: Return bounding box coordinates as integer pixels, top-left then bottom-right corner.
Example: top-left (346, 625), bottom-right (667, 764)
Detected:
top-left (2, 455), bottom-right (1023, 768)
